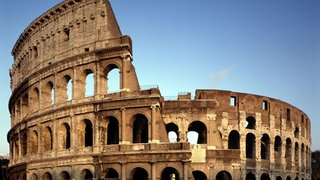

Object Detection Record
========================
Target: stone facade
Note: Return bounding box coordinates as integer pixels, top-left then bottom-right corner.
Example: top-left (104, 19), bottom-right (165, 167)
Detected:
top-left (8, 0), bottom-right (311, 179)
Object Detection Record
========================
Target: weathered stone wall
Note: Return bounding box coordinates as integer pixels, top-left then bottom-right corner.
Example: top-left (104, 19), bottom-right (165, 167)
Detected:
top-left (8, 0), bottom-right (311, 179)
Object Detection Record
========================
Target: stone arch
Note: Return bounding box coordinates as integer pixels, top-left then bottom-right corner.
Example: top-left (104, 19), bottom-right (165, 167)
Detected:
top-left (131, 167), bottom-right (148, 180)
top-left (161, 167), bottom-right (180, 180)
top-left (103, 63), bottom-right (120, 93)
top-left (261, 173), bottom-right (270, 180)
top-left (294, 127), bottom-right (299, 138)
top-left (276, 176), bottom-right (282, 180)
top-left (30, 87), bottom-right (40, 112)
top-left (84, 69), bottom-right (94, 97)
top-left (132, 114), bottom-right (149, 143)
top-left (192, 170), bottom-right (207, 180)
top-left (246, 116), bottom-right (256, 129)
top-left (246, 133), bottom-right (256, 158)
top-left (43, 172), bottom-right (52, 180)
top-left (43, 126), bottom-right (53, 152)
top-left (100, 116), bottom-right (120, 145)
top-left (60, 75), bottom-right (73, 102)
top-left (29, 130), bottom-right (38, 154)
top-left (80, 169), bottom-right (93, 180)
top-left (301, 143), bottom-right (305, 168)
top-left (216, 170), bottom-right (232, 180)
top-left (228, 130), bottom-right (240, 149)
top-left (261, 133), bottom-right (270, 159)
top-left (43, 81), bottom-right (55, 106)
top-left (166, 122), bottom-right (179, 142)
top-left (294, 142), bottom-right (299, 166)
top-left (274, 136), bottom-right (282, 158)
top-left (246, 172), bottom-right (256, 180)
top-left (285, 138), bottom-right (292, 159)
top-left (188, 120), bottom-right (207, 144)
top-left (286, 176), bottom-right (291, 180)
top-left (60, 171), bottom-right (71, 180)
top-left (22, 93), bottom-right (28, 118)
top-left (79, 119), bottom-right (93, 147)
top-left (58, 123), bottom-right (71, 150)
top-left (30, 173), bottom-right (38, 180)
top-left (20, 130), bottom-right (27, 156)
top-left (105, 168), bottom-right (119, 179)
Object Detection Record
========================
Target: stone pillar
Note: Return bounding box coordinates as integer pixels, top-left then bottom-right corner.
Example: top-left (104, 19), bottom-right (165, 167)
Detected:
top-left (207, 113), bottom-right (216, 149)
top-left (121, 163), bottom-right (126, 180)
top-left (121, 55), bottom-right (131, 92)
top-left (183, 160), bottom-right (190, 180)
top-left (150, 104), bottom-right (159, 143)
top-left (151, 162), bottom-right (157, 180)
top-left (120, 108), bottom-right (129, 144)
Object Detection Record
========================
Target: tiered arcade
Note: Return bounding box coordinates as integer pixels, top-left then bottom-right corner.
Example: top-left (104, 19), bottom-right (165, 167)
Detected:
top-left (8, 0), bottom-right (311, 179)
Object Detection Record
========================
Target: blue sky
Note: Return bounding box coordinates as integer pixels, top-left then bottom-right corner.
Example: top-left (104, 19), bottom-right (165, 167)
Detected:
top-left (0, 0), bottom-right (319, 153)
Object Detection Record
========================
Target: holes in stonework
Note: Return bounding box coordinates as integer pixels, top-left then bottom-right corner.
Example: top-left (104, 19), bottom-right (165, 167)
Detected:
top-left (85, 48), bottom-right (89, 52)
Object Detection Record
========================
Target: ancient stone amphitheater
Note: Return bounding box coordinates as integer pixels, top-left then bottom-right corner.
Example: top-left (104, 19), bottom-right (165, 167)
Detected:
top-left (8, 0), bottom-right (311, 179)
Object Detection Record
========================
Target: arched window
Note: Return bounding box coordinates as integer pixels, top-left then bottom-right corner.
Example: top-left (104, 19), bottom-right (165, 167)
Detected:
top-left (103, 64), bottom-right (120, 93)
top-left (161, 167), bottom-right (180, 180)
top-left (216, 171), bottom-right (232, 180)
top-left (274, 136), bottom-right (282, 158)
top-left (85, 69), bottom-right (94, 97)
top-left (22, 94), bottom-right (28, 118)
top-left (79, 119), bottom-right (93, 147)
top-left (20, 131), bottom-right (27, 156)
top-left (294, 142), bottom-right (299, 166)
top-left (43, 172), bottom-right (52, 180)
top-left (276, 176), bottom-right (282, 180)
top-left (192, 170), bottom-right (207, 180)
top-left (30, 130), bottom-right (38, 154)
top-left (61, 75), bottom-right (73, 101)
top-left (60, 171), bottom-right (71, 180)
top-left (246, 133), bottom-right (256, 158)
top-left (107, 117), bottom-right (119, 145)
top-left (43, 81), bottom-right (54, 106)
top-left (261, 134), bottom-right (270, 159)
top-left (166, 123), bottom-right (179, 142)
top-left (246, 172), bottom-right (256, 180)
top-left (285, 138), bottom-right (292, 159)
top-left (301, 143), bottom-right (305, 168)
top-left (131, 167), bottom-right (148, 180)
top-left (80, 169), bottom-right (93, 180)
top-left (132, 114), bottom-right (148, 143)
top-left (188, 121), bottom-right (207, 144)
top-left (31, 173), bottom-right (38, 180)
top-left (246, 116), bottom-right (256, 129)
top-left (228, 130), bottom-right (240, 149)
top-left (59, 123), bottom-right (71, 149)
top-left (261, 173), bottom-right (270, 180)
top-left (43, 127), bottom-right (53, 152)
top-left (294, 127), bottom-right (299, 138)
top-left (30, 87), bottom-right (40, 112)
top-left (105, 168), bottom-right (119, 179)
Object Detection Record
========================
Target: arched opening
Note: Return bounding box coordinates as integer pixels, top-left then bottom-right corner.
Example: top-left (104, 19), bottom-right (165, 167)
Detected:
top-left (216, 171), bottom-right (232, 180)
top-left (166, 123), bottom-right (179, 142)
top-left (276, 176), bottom-right (282, 180)
top-left (188, 121), bottom-right (207, 144)
top-left (43, 127), bottom-right (53, 152)
top-left (246, 133), bottom-right (256, 158)
top-left (85, 69), bottom-right (94, 97)
top-left (60, 171), bottom-right (71, 180)
top-left (132, 114), bottom-right (149, 143)
top-left (59, 123), bottom-right (71, 149)
top-left (80, 169), bottom-right (93, 180)
top-left (22, 94), bottom-right (28, 118)
top-left (285, 138), bottom-right (292, 159)
top-left (261, 134), bottom-right (270, 159)
top-left (107, 117), bottom-right (119, 145)
top-left (301, 143), bottom-right (305, 168)
top-left (30, 130), bottom-right (38, 154)
top-left (31, 173), bottom-right (38, 180)
top-left (286, 176), bottom-right (291, 180)
top-left (261, 173), bottom-right (270, 180)
top-left (103, 64), bottom-right (120, 93)
top-left (63, 75), bottom-right (73, 101)
top-left (161, 167), bottom-right (180, 180)
top-left (48, 81), bottom-right (55, 105)
top-left (79, 119), bottom-right (93, 147)
top-left (105, 168), bottom-right (119, 179)
top-left (274, 136), bottom-right (282, 158)
top-left (30, 88), bottom-right (40, 112)
top-left (228, 130), bottom-right (240, 149)
top-left (43, 172), bottom-right (52, 180)
top-left (246, 172), bottom-right (256, 180)
top-left (246, 116), bottom-right (256, 129)
top-left (192, 170), bottom-right (207, 180)
top-left (20, 131), bottom-right (27, 156)
top-left (294, 127), bottom-right (299, 138)
top-left (131, 167), bottom-right (148, 180)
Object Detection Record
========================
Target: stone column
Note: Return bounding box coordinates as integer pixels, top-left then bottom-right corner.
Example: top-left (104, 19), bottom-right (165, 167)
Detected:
top-left (121, 55), bottom-right (131, 91)
top-left (150, 104), bottom-right (159, 143)
top-left (120, 108), bottom-right (129, 144)
top-left (151, 162), bottom-right (157, 180)
top-left (121, 163), bottom-right (127, 180)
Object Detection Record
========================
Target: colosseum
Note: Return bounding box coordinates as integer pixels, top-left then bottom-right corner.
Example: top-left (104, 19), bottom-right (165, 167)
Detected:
top-left (7, 0), bottom-right (312, 179)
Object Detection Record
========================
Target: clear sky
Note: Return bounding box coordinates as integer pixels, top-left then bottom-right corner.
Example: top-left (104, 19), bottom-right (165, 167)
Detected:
top-left (0, 0), bottom-right (319, 153)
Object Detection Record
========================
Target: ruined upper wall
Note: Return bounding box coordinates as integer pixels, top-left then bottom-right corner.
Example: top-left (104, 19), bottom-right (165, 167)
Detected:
top-left (9, 0), bottom-right (126, 91)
